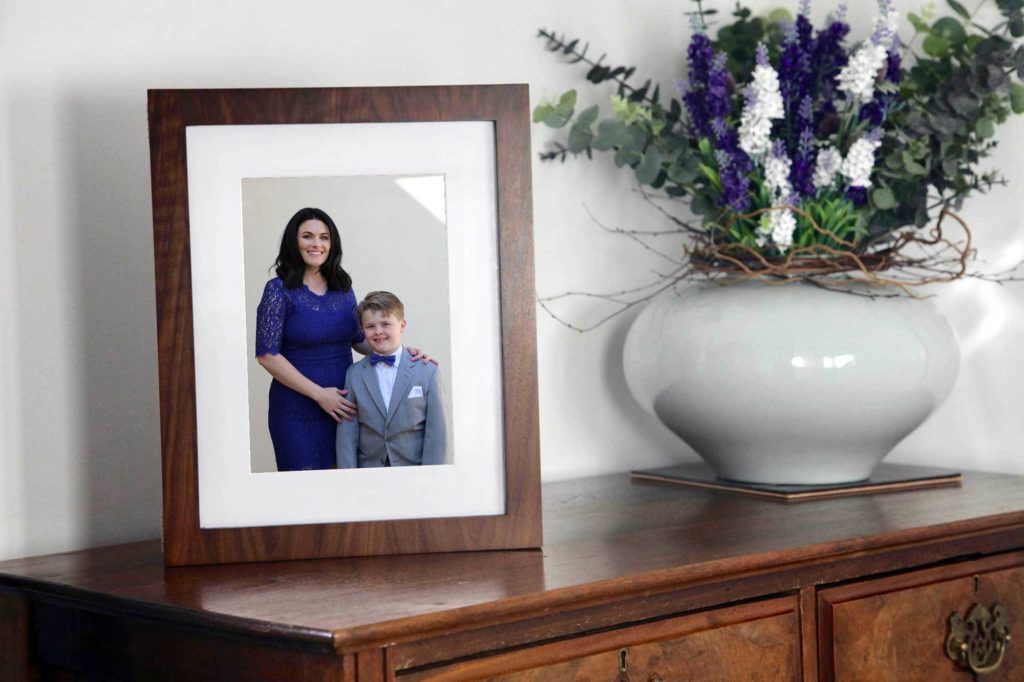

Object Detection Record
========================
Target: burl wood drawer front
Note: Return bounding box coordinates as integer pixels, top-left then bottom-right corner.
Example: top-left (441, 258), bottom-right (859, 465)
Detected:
top-left (819, 552), bottom-right (1024, 681)
top-left (401, 595), bottom-right (801, 681)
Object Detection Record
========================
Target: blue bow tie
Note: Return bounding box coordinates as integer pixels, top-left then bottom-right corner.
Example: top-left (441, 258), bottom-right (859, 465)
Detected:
top-left (369, 353), bottom-right (396, 366)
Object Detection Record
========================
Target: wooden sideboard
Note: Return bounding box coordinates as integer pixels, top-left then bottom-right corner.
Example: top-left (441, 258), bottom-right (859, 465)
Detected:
top-left (2, 471), bottom-right (1023, 680)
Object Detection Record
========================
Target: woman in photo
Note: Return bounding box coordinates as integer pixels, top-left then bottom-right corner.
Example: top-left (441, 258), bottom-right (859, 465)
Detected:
top-left (255, 207), bottom-right (427, 471)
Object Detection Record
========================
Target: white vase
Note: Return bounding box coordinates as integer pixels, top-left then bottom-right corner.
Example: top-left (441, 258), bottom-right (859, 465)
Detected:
top-left (623, 281), bottom-right (961, 484)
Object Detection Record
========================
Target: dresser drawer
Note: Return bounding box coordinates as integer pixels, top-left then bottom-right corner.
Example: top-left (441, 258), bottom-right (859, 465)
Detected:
top-left (819, 552), bottom-right (1024, 681)
top-left (400, 595), bottom-right (800, 681)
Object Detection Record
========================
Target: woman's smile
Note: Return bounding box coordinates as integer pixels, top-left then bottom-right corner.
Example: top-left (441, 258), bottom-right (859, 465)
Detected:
top-left (298, 219), bottom-right (331, 268)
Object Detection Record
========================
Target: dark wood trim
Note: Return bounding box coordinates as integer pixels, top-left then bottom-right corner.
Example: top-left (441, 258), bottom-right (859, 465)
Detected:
top-left (147, 85), bottom-right (541, 566)
top-left (25, 597), bottom-right (347, 681)
top-left (0, 589), bottom-right (30, 682)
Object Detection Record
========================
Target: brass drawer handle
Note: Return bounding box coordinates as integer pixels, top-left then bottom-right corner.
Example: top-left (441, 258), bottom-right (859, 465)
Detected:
top-left (945, 603), bottom-right (1011, 676)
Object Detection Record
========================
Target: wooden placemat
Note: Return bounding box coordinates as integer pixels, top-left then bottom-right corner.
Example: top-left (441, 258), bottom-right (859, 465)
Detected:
top-left (630, 462), bottom-right (961, 502)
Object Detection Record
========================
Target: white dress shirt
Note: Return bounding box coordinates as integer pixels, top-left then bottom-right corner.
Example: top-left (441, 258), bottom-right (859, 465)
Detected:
top-left (374, 345), bottom-right (403, 409)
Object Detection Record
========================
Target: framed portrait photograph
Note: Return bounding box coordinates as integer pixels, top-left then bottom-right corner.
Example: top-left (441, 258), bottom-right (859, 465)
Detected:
top-left (148, 85), bottom-right (541, 566)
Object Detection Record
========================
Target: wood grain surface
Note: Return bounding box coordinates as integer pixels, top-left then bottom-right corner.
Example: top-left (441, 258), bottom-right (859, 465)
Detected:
top-left (1, 470), bottom-right (1023, 661)
top-left (399, 596), bottom-right (800, 681)
top-left (820, 551), bottom-right (1024, 681)
top-left (147, 85), bottom-right (541, 566)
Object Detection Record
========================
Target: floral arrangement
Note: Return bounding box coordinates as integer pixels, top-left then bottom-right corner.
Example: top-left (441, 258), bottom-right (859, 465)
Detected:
top-left (535, 0), bottom-right (1024, 309)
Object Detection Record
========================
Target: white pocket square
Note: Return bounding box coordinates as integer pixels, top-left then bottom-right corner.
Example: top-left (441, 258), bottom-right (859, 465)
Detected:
top-left (408, 385), bottom-right (424, 398)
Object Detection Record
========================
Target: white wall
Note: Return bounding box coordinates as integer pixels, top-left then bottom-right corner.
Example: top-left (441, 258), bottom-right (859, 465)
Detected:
top-left (2, 0), bottom-right (1023, 561)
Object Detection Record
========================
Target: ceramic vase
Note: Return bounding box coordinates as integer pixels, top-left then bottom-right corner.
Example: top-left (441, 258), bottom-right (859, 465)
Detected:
top-left (623, 282), bottom-right (961, 484)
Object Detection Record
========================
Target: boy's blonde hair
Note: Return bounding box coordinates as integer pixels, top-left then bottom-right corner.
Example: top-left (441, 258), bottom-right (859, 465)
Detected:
top-left (358, 291), bottom-right (405, 323)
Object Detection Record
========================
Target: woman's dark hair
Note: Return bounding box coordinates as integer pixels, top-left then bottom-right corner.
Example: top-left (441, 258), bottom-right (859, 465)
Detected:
top-left (273, 207), bottom-right (353, 291)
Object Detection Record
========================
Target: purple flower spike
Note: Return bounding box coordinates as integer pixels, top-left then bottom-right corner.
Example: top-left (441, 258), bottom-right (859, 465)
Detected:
top-left (846, 186), bottom-right (868, 206)
top-left (683, 33), bottom-right (734, 140)
top-left (812, 15), bottom-right (850, 124)
top-left (791, 127), bottom-right (817, 197)
top-left (756, 43), bottom-right (770, 67)
top-left (779, 12), bottom-right (815, 141)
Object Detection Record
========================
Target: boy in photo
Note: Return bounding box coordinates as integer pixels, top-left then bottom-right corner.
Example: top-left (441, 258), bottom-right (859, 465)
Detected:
top-left (336, 291), bottom-right (450, 468)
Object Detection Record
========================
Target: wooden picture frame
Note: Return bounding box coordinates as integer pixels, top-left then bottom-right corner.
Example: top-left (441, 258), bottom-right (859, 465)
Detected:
top-left (148, 85), bottom-right (541, 566)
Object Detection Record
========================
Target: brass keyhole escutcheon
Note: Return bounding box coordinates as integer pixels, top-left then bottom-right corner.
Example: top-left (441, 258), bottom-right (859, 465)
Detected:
top-left (945, 603), bottom-right (1011, 676)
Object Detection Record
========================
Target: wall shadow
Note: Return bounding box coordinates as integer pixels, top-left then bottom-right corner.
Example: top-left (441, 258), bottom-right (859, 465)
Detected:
top-left (63, 86), bottom-right (162, 547)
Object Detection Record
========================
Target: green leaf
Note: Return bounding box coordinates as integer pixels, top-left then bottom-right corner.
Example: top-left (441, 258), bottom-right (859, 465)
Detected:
top-left (635, 148), bottom-right (663, 185)
top-left (923, 34), bottom-right (950, 57)
top-left (567, 124), bottom-right (593, 153)
top-left (591, 118), bottom-right (626, 151)
top-left (932, 18), bottom-right (967, 46)
top-left (905, 159), bottom-right (928, 175)
top-left (667, 155), bottom-right (700, 183)
top-left (908, 13), bottom-right (930, 33)
top-left (946, 0), bottom-right (971, 19)
top-left (1011, 83), bottom-right (1024, 113)
top-left (976, 116), bottom-right (996, 138)
top-left (557, 90), bottom-right (578, 110)
top-left (543, 112), bottom-right (571, 128)
top-left (613, 147), bottom-right (634, 168)
top-left (690, 193), bottom-right (715, 216)
top-left (576, 105), bottom-right (599, 128)
top-left (871, 187), bottom-right (897, 210)
top-left (698, 163), bottom-right (721, 190)
top-left (532, 104), bottom-right (554, 124)
top-left (1016, 46), bottom-right (1024, 79)
top-left (1012, 15), bottom-right (1024, 37)
top-left (767, 8), bottom-right (793, 24)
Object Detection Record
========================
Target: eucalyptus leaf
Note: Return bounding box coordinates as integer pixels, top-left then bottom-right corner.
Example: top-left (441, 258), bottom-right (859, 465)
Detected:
top-left (667, 156), bottom-right (700, 183)
top-left (905, 159), bottom-right (928, 175)
top-left (871, 187), bottom-right (897, 210)
top-left (576, 105), bottom-right (599, 128)
top-left (1011, 83), bottom-right (1024, 113)
top-left (635, 148), bottom-right (663, 185)
top-left (976, 116), bottom-right (996, 138)
top-left (908, 12), bottom-right (930, 33)
top-left (690, 193), bottom-right (714, 216)
top-left (543, 112), bottom-right (571, 128)
top-left (946, 0), bottom-right (971, 19)
top-left (592, 118), bottom-right (626, 151)
top-left (613, 147), bottom-right (633, 168)
top-left (1012, 14), bottom-right (1024, 37)
top-left (567, 124), bottom-right (594, 153)
top-left (532, 104), bottom-right (555, 124)
top-left (932, 18), bottom-right (967, 46)
top-left (923, 34), bottom-right (950, 58)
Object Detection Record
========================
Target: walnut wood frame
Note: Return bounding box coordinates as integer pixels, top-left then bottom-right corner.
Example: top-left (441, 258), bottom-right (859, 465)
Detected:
top-left (147, 85), bottom-right (541, 566)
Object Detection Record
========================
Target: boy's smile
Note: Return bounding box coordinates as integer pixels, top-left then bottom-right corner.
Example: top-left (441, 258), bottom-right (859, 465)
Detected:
top-left (362, 310), bottom-right (406, 356)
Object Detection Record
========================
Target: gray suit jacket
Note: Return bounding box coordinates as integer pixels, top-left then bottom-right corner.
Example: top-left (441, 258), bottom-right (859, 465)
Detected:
top-left (336, 349), bottom-right (450, 468)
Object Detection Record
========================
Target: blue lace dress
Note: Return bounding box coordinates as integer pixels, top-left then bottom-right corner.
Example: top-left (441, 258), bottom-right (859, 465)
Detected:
top-left (255, 278), bottom-right (364, 471)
